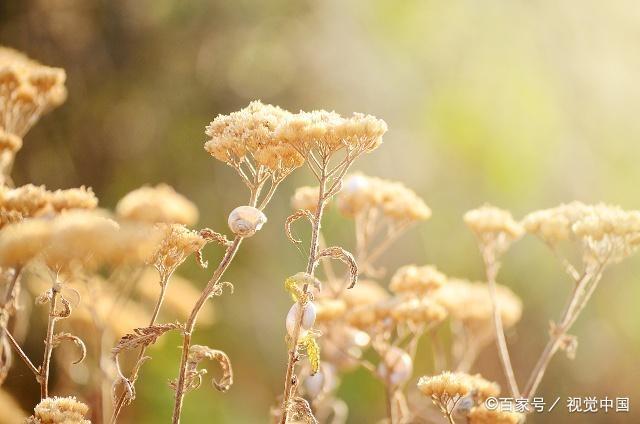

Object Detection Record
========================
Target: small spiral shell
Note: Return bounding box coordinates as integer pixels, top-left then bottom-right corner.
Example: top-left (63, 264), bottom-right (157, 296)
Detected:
top-left (286, 301), bottom-right (316, 338)
top-left (377, 346), bottom-right (413, 386)
top-left (227, 206), bottom-right (267, 237)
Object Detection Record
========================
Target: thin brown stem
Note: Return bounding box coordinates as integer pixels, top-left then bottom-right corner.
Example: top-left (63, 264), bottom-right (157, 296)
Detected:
top-left (40, 284), bottom-right (61, 399)
top-left (5, 328), bottom-right (39, 376)
top-left (111, 275), bottom-right (169, 423)
top-left (172, 236), bottom-right (243, 424)
top-left (483, 251), bottom-right (520, 398)
top-left (280, 158), bottom-right (328, 424)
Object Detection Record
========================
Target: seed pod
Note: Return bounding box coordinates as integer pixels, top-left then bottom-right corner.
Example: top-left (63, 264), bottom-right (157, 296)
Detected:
top-left (286, 301), bottom-right (316, 337)
top-left (377, 346), bottom-right (413, 386)
top-left (227, 206), bottom-right (267, 237)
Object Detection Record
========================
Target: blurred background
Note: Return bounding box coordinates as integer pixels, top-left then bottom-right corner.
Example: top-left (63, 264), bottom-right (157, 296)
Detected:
top-left (1, 0), bottom-right (640, 422)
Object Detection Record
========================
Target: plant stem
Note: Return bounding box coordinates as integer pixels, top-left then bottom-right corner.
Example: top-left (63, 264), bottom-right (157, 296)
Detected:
top-left (279, 162), bottom-right (328, 424)
top-left (523, 268), bottom-right (603, 399)
top-left (171, 236), bottom-right (243, 424)
top-left (111, 276), bottom-right (169, 423)
top-left (483, 251), bottom-right (520, 398)
top-left (5, 327), bottom-right (39, 376)
top-left (40, 284), bottom-right (61, 399)
top-left (0, 267), bottom-right (22, 363)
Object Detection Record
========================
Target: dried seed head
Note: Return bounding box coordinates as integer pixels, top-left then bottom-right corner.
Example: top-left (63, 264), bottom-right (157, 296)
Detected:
top-left (286, 302), bottom-right (316, 338)
top-left (227, 205), bottom-right (267, 237)
top-left (276, 110), bottom-right (387, 157)
top-left (49, 187), bottom-right (98, 213)
top-left (116, 184), bottom-right (198, 226)
top-left (0, 184), bottom-right (97, 221)
top-left (338, 174), bottom-right (431, 222)
top-left (523, 202), bottom-right (640, 264)
top-left (389, 297), bottom-right (448, 326)
top-left (0, 218), bottom-right (51, 266)
top-left (467, 405), bottom-right (524, 424)
top-left (204, 101), bottom-right (303, 181)
top-left (150, 223), bottom-right (207, 276)
top-left (417, 371), bottom-right (472, 400)
top-left (435, 278), bottom-right (522, 330)
top-left (377, 347), bottom-right (413, 386)
top-left (389, 265), bottom-right (446, 295)
top-left (0, 47), bottom-right (67, 141)
top-left (28, 396), bottom-right (90, 424)
top-left (290, 186), bottom-right (320, 213)
top-left (464, 205), bottom-right (523, 258)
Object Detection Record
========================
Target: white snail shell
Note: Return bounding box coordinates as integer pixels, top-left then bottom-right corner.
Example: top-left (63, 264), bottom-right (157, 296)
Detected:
top-left (304, 363), bottom-right (337, 398)
top-left (377, 346), bottom-right (413, 386)
top-left (227, 206), bottom-right (267, 237)
top-left (286, 302), bottom-right (316, 338)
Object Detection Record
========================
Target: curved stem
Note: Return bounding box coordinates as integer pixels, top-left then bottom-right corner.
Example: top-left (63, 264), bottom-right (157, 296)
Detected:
top-left (172, 237), bottom-right (243, 424)
top-left (40, 284), bottom-right (60, 399)
top-left (111, 275), bottom-right (169, 423)
top-left (483, 252), bottom-right (520, 398)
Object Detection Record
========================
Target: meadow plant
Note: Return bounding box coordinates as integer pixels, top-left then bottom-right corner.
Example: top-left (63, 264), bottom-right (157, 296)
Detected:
top-left (1, 45), bottom-right (639, 424)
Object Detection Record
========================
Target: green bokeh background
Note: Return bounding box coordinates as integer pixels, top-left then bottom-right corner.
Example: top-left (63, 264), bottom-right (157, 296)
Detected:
top-left (1, 1), bottom-right (639, 422)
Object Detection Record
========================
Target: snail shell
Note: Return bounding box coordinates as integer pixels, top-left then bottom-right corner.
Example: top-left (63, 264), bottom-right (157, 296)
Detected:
top-left (377, 346), bottom-right (413, 386)
top-left (286, 301), bottom-right (316, 338)
top-left (227, 206), bottom-right (267, 237)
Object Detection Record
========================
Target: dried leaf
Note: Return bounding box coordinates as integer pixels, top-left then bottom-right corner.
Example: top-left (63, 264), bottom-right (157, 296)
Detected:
top-left (285, 209), bottom-right (315, 245)
top-left (196, 228), bottom-right (233, 268)
top-left (286, 397), bottom-right (318, 424)
top-left (55, 296), bottom-right (72, 318)
top-left (52, 332), bottom-right (86, 364)
top-left (112, 322), bottom-right (184, 356)
top-left (315, 246), bottom-right (358, 288)
top-left (172, 344), bottom-right (233, 394)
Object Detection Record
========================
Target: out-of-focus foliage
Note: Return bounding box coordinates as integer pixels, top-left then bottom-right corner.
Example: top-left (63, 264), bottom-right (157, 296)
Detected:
top-left (1, 0), bottom-right (639, 422)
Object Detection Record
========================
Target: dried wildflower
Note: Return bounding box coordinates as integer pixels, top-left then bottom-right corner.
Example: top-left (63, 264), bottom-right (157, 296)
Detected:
top-left (389, 297), bottom-right (448, 326)
top-left (435, 278), bottom-right (522, 330)
top-left (276, 111), bottom-right (386, 158)
top-left (313, 297), bottom-right (347, 323)
top-left (464, 205), bottom-right (524, 258)
top-left (0, 218), bottom-right (51, 266)
top-left (205, 101), bottom-right (303, 185)
top-left (0, 184), bottom-right (50, 215)
top-left (116, 184), bottom-right (198, 226)
top-left (49, 187), bottom-right (98, 212)
top-left (467, 405), bottom-right (524, 424)
top-left (389, 265), bottom-right (446, 295)
top-left (338, 174), bottom-right (431, 222)
top-left (227, 205), bottom-right (267, 237)
top-left (0, 47), bottom-right (67, 140)
top-left (150, 224), bottom-right (206, 278)
top-left (377, 347), bottom-right (413, 387)
top-left (27, 396), bottom-right (90, 424)
top-left (290, 186), bottom-right (320, 213)
top-left (418, 371), bottom-right (472, 399)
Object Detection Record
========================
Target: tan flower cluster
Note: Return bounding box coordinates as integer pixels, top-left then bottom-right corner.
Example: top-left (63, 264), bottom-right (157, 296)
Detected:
top-left (389, 265), bottom-right (446, 295)
top-left (389, 297), bottom-right (447, 326)
top-left (467, 406), bottom-right (524, 424)
top-left (417, 371), bottom-right (472, 401)
top-left (204, 101), bottom-right (303, 178)
top-left (523, 202), bottom-right (640, 263)
top-left (116, 184), bottom-right (198, 226)
top-left (0, 184), bottom-right (97, 227)
top-left (290, 186), bottom-right (320, 213)
top-left (337, 174), bottom-right (431, 222)
top-left (26, 396), bottom-right (90, 424)
top-left (464, 205), bottom-right (524, 239)
top-left (0, 211), bottom-right (161, 270)
top-left (276, 111), bottom-right (387, 157)
top-left (150, 223), bottom-right (206, 278)
top-left (0, 47), bottom-right (67, 144)
top-left (435, 278), bottom-right (522, 329)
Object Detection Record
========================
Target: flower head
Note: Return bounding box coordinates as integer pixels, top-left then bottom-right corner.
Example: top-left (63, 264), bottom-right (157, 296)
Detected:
top-left (464, 205), bottom-right (523, 257)
top-left (116, 184), bottom-right (198, 226)
top-left (389, 265), bottom-right (446, 295)
top-left (27, 396), bottom-right (90, 424)
top-left (468, 405), bottom-right (524, 424)
top-left (290, 186), bottom-right (320, 213)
